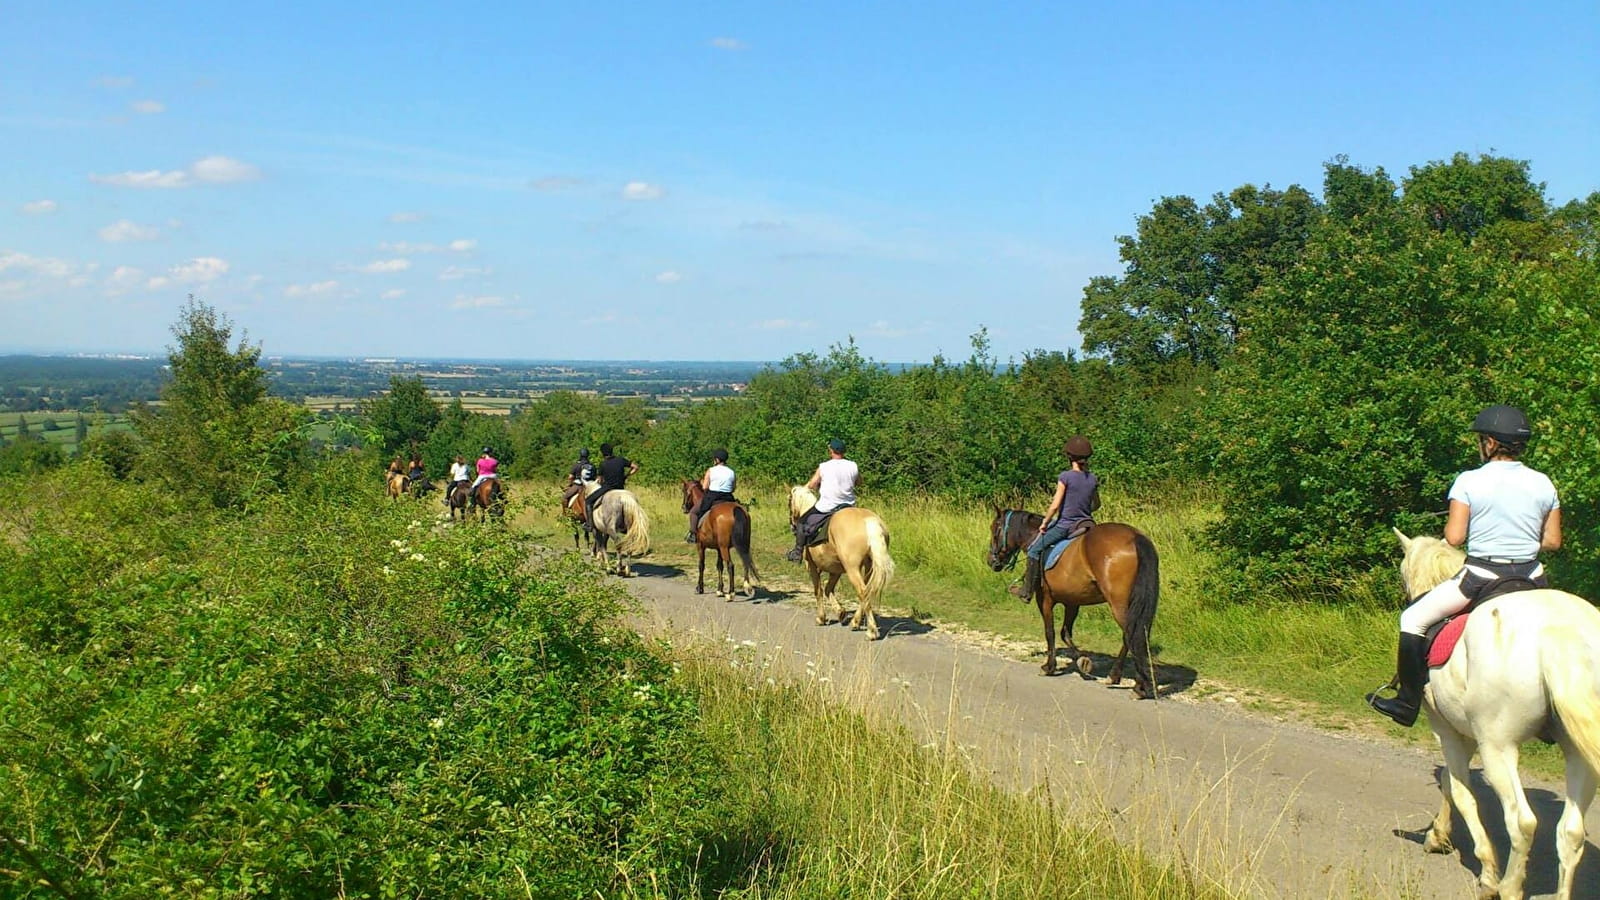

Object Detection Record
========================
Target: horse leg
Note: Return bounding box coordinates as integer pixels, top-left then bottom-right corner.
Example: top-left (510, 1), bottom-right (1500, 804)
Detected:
top-left (1555, 747), bottom-right (1597, 900)
top-left (1039, 593), bottom-right (1058, 675)
top-left (696, 544), bottom-right (707, 594)
top-left (1479, 741), bottom-right (1537, 900)
top-left (1435, 726), bottom-right (1500, 897)
top-left (717, 541), bottom-right (732, 600)
top-left (809, 562), bottom-right (828, 626)
top-left (1109, 642), bottom-right (1130, 685)
top-left (825, 572), bottom-right (845, 625)
top-left (1057, 604), bottom-right (1093, 677)
top-left (843, 563), bottom-right (878, 640)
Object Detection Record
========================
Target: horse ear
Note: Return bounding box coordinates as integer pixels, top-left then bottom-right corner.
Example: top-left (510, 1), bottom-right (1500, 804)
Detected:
top-left (1391, 527), bottom-right (1412, 550)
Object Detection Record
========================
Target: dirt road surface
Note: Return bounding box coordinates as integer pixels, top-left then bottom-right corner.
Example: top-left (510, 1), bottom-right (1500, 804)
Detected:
top-left (613, 560), bottom-right (1600, 900)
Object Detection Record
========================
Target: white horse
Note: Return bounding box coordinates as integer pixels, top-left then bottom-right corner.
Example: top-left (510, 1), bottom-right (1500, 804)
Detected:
top-left (789, 486), bottom-right (894, 640)
top-left (1394, 528), bottom-right (1600, 900)
top-left (587, 484), bottom-right (650, 576)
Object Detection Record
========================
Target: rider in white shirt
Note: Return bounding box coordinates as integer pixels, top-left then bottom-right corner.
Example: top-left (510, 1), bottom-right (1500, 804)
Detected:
top-left (787, 438), bottom-right (859, 561)
top-left (686, 449), bottom-right (739, 542)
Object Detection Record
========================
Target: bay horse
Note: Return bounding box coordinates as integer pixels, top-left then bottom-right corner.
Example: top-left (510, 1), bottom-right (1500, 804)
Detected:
top-left (589, 487), bottom-right (650, 576)
top-left (681, 480), bottom-right (762, 598)
top-left (987, 508), bottom-right (1159, 698)
top-left (788, 486), bottom-right (894, 640)
top-left (445, 481), bottom-right (473, 521)
top-left (470, 478), bottom-right (506, 521)
top-left (561, 487), bottom-right (593, 551)
top-left (1393, 529), bottom-right (1600, 900)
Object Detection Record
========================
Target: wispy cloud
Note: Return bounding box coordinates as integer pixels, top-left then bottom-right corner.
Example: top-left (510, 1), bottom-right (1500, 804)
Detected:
top-left (622, 181), bottom-right (664, 201)
top-left (90, 155), bottom-right (262, 189)
top-left (98, 219), bottom-right (160, 242)
top-left (380, 288), bottom-right (407, 300)
top-left (0, 251), bottom-right (76, 280)
top-left (450, 294), bottom-right (505, 309)
top-left (130, 99), bottom-right (165, 115)
top-left (863, 319), bottom-right (932, 339)
top-left (169, 257), bottom-right (229, 283)
top-left (439, 264), bottom-right (490, 281)
top-left (378, 239), bottom-right (476, 254)
top-left (709, 37), bottom-right (749, 51)
top-left (352, 258), bottom-right (411, 274)
top-left (388, 211), bottom-right (426, 223)
top-left (448, 238), bottom-right (476, 252)
top-left (285, 280), bottom-right (340, 297)
top-left (531, 175), bottom-right (585, 192)
top-left (105, 265), bottom-right (147, 295)
top-left (20, 200), bottom-right (57, 215)
top-left (655, 270), bottom-right (683, 284)
top-left (739, 219), bottom-right (788, 232)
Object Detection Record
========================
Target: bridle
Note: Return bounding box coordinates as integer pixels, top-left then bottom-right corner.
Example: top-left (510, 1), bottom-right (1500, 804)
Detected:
top-left (990, 509), bottom-right (1025, 571)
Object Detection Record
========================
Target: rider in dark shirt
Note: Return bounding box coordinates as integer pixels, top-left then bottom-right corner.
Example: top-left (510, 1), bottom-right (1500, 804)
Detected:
top-left (562, 448), bottom-right (597, 507)
top-left (585, 443), bottom-right (638, 523)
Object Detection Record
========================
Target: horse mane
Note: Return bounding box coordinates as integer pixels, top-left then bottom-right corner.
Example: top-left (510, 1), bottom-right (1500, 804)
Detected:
top-left (790, 485), bottom-right (818, 518)
top-left (1395, 530), bottom-right (1466, 597)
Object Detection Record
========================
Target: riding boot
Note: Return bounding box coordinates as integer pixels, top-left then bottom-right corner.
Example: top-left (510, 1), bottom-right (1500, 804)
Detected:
top-left (785, 523), bottom-right (806, 562)
top-left (686, 514), bottom-right (697, 543)
top-left (1367, 632), bottom-right (1428, 727)
top-left (1009, 557), bottom-right (1042, 600)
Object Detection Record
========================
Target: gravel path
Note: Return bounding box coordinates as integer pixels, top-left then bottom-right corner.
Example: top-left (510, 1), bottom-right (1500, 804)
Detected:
top-left (614, 560), bottom-right (1600, 900)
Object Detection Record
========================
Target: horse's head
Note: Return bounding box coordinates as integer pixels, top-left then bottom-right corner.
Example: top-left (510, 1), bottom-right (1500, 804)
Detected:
top-left (1393, 527), bottom-right (1465, 599)
top-left (987, 507), bottom-right (1027, 571)
top-left (680, 479), bottom-right (700, 512)
top-left (789, 485), bottom-right (818, 522)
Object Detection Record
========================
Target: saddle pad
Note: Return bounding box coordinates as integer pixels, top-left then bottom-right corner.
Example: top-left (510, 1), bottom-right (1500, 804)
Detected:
top-left (1044, 536), bottom-right (1077, 571)
top-left (806, 514), bottom-right (833, 547)
top-left (1426, 614), bottom-right (1469, 668)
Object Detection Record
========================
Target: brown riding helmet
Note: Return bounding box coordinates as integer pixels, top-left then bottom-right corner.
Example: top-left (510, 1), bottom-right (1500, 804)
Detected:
top-left (1063, 435), bottom-right (1093, 459)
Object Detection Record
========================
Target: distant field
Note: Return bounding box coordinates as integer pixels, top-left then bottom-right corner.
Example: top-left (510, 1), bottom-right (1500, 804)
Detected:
top-left (0, 411), bottom-right (131, 455)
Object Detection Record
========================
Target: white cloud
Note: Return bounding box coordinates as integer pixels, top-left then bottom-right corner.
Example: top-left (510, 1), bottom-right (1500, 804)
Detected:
top-left (622, 181), bottom-right (664, 201)
top-left (95, 75), bottom-right (134, 89)
top-left (169, 257), bottom-right (230, 283)
top-left (131, 99), bottom-right (165, 115)
top-left (90, 155), bottom-right (261, 189)
top-left (450, 294), bottom-right (505, 309)
top-left (448, 238), bottom-right (476, 252)
top-left (388, 211), bottom-right (426, 223)
top-left (285, 280), bottom-right (340, 297)
top-left (754, 318), bottom-right (813, 331)
top-left (0, 251), bottom-right (74, 279)
top-left (709, 37), bottom-right (749, 51)
top-left (106, 265), bottom-right (147, 295)
top-left (531, 175), bottom-right (585, 191)
top-left (145, 276), bottom-right (171, 290)
top-left (438, 264), bottom-right (490, 281)
top-left (655, 270), bottom-right (683, 284)
top-left (189, 155), bottom-right (261, 183)
top-left (20, 200), bottom-right (57, 215)
top-left (98, 219), bottom-right (160, 242)
top-left (380, 288), bottom-right (407, 300)
top-left (355, 258), bottom-right (411, 273)
top-left (377, 239), bottom-right (476, 254)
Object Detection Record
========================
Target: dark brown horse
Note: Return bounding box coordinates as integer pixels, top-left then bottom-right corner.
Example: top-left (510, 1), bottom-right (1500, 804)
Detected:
top-left (681, 480), bottom-right (762, 598)
top-left (987, 508), bottom-right (1160, 698)
top-left (561, 485), bottom-right (593, 550)
top-left (446, 481), bottom-right (473, 521)
top-left (470, 478), bottom-right (506, 521)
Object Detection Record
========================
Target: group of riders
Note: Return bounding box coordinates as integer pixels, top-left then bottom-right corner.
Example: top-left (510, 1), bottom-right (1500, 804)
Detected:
top-left (391, 402), bottom-right (1559, 730)
top-left (385, 447), bottom-right (502, 508)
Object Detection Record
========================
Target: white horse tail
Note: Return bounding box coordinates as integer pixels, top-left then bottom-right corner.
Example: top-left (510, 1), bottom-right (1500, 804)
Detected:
top-left (864, 515), bottom-right (895, 604)
top-left (1544, 603), bottom-right (1600, 773)
top-left (614, 491), bottom-right (651, 556)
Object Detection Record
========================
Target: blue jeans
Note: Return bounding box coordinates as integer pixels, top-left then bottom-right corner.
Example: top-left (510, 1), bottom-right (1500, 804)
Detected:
top-left (1026, 521), bottom-right (1080, 563)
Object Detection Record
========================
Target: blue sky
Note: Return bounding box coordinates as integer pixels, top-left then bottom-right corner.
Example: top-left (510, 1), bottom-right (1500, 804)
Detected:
top-left (2, 0), bottom-right (1596, 362)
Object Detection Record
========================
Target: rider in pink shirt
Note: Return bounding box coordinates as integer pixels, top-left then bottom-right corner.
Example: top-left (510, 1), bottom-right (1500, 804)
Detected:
top-left (471, 447), bottom-right (499, 489)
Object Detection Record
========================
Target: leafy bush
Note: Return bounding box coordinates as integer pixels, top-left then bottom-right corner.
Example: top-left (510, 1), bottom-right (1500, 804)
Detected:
top-left (0, 459), bottom-right (721, 897)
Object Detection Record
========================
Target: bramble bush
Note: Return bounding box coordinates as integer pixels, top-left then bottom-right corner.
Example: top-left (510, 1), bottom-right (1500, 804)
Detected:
top-left (0, 456), bottom-right (723, 897)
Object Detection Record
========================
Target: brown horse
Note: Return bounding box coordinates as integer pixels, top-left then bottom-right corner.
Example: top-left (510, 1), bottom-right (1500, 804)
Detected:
top-left (987, 508), bottom-right (1160, 698)
top-left (385, 472), bottom-right (409, 500)
top-left (470, 478), bottom-right (506, 521)
top-left (445, 481), bottom-right (473, 521)
top-left (681, 480), bottom-right (762, 598)
top-left (789, 486), bottom-right (894, 640)
top-left (561, 486), bottom-right (593, 550)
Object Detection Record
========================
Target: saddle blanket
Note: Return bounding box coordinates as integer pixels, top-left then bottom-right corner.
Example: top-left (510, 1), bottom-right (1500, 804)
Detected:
top-left (1426, 615), bottom-right (1469, 668)
top-left (1044, 535), bottom-right (1079, 571)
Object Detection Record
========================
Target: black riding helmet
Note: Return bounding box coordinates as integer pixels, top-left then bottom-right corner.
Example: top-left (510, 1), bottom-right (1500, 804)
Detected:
top-left (1063, 435), bottom-right (1093, 460)
top-left (1471, 405), bottom-right (1532, 444)
top-left (578, 448), bottom-right (590, 460)
top-left (712, 448), bottom-right (728, 463)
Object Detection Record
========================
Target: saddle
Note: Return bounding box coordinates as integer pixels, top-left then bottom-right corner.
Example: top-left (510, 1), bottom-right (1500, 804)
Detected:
top-left (1042, 522), bottom-right (1094, 571)
top-left (1424, 574), bottom-right (1543, 669)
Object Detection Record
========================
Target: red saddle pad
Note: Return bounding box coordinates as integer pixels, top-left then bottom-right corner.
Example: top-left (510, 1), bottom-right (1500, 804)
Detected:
top-left (1427, 615), bottom-right (1469, 668)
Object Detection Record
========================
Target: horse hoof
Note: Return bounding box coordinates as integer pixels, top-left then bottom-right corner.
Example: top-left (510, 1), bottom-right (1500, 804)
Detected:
top-left (1040, 663), bottom-right (1057, 676)
top-left (695, 587), bottom-right (704, 595)
top-left (1075, 656), bottom-right (1093, 677)
top-left (1422, 829), bottom-right (1453, 855)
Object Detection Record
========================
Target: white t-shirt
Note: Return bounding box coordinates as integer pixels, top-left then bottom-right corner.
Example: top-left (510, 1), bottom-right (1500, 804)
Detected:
top-left (815, 458), bottom-right (859, 513)
top-left (706, 463), bottom-right (736, 494)
top-left (449, 462), bottom-right (471, 482)
top-left (1448, 459), bottom-right (1559, 561)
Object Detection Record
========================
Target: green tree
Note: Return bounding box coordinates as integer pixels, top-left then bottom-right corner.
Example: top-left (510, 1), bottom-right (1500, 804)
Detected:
top-left (1402, 152), bottom-right (1546, 239)
top-left (1322, 155), bottom-right (1398, 222)
top-left (363, 375), bottom-right (441, 455)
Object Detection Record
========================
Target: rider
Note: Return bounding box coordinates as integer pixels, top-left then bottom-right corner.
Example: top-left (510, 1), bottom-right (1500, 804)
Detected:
top-left (443, 454), bottom-right (471, 505)
top-left (786, 438), bottom-right (859, 562)
top-left (470, 447), bottom-right (499, 491)
top-left (1367, 405), bottom-right (1561, 727)
top-left (386, 455), bottom-right (405, 480)
top-left (686, 449), bottom-right (737, 542)
top-left (407, 452), bottom-right (427, 485)
top-left (584, 443), bottom-right (638, 525)
top-left (1010, 436), bottom-right (1100, 600)
top-left (562, 448), bottom-right (597, 508)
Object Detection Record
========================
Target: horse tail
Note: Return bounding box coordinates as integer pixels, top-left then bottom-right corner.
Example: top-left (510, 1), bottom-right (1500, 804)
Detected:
top-left (1543, 600), bottom-right (1600, 773)
top-left (732, 505), bottom-right (762, 585)
top-left (614, 492), bottom-right (651, 556)
top-left (864, 515), bottom-right (895, 606)
top-left (1125, 532), bottom-right (1161, 698)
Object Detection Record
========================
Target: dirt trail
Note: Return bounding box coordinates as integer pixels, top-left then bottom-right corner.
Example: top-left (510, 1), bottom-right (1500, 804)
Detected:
top-left (614, 561), bottom-right (1600, 900)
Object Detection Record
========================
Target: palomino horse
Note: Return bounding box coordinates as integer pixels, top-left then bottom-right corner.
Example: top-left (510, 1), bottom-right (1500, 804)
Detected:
top-left (588, 485), bottom-right (651, 576)
top-left (561, 487), bottom-right (593, 551)
top-left (1393, 529), bottom-right (1600, 900)
top-left (987, 508), bottom-right (1159, 698)
top-left (469, 478), bottom-right (506, 521)
top-left (682, 480), bottom-right (762, 598)
top-left (788, 486), bottom-right (894, 640)
top-left (385, 472), bottom-right (409, 501)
